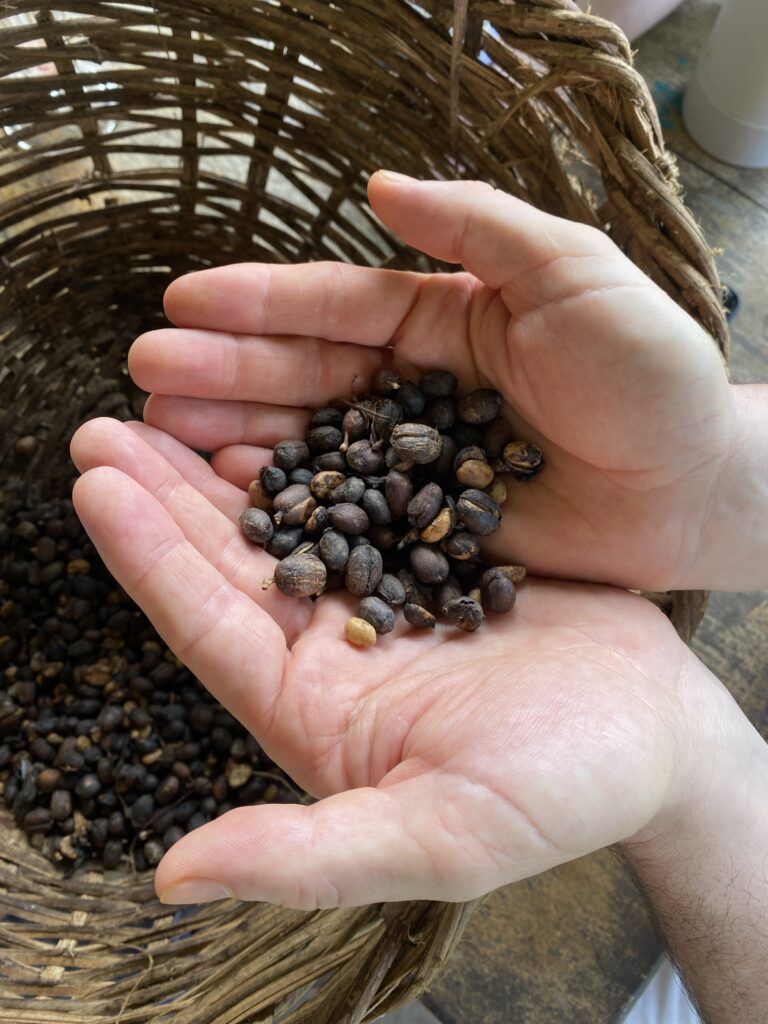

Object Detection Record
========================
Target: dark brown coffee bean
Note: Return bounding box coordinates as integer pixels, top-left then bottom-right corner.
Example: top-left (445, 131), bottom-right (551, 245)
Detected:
top-left (51, 789), bottom-right (72, 821)
top-left (436, 575), bottom-right (463, 613)
top-left (364, 397), bottom-right (402, 444)
top-left (34, 535), bottom-right (57, 564)
top-left (259, 465), bottom-right (288, 494)
top-left (458, 388), bottom-right (502, 424)
top-left (156, 774), bottom-right (180, 805)
top-left (407, 483), bottom-right (443, 529)
top-left (495, 564), bottom-right (526, 583)
top-left (434, 434), bottom-right (458, 479)
top-left (426, 398), bottom-right (455, 432)
top-left (457, 489), bottom-right (502, 535)
top-left (347, 534), bottom-right (370, 548)
top-left (273, 554), bottom-right (327, 597)
top-left (142, 838), bottom-right (164, 866)
top-left (372, 367), bottom-right (402, 394)
top-left (319, 530), bottom-right (349, 572)
top-left (24, 807), bottom-right (51, 833)
top-left (103, 840), bottom-right (124, 869)
top-left (30, 736), bottom-right (54, 762)
top-left (342, 408), bottom-right (368, 444)
top-left (410, 544), bottom-right (450, 584)
top-left (384, 446), bottom-right (401, 469)
top-left (390, 423), bottom-right (441, 465)
top-left (307, 425), bottom-right (343, 453)
top-left (287, 467), bottom-right (312, 486)
top-left (481, 568), bottom-right (517, 613)
top-left (361, 489), bottom-right (391, 526)
top-left (310, 470), bottom-right (346, 499)
top-left (450, 422), bottom-right (484, 451)
top-left (91, 817), bottom-right (109, 848)
top-left (398, 569), bottom-right (433, 608)
top-left (444, 596), bottom-right (485, 632)
top-left (442, 531), bottom-right (481, 561)
top-left (238, 508), bottom-right (274, 546)
top-left (398, 380), bottom-right (426, 418)
top-left (328, 503), bottom-right (369, 535)
top-left (267, 527), bottom-right (304, 558)
top-left (313, 451), bottom-right (347, 473)
top-left (247, 479), bottom-right (273, 512)
top-left (108, 811), bottom-right (126, 837)
top-left (329, 476), bottom-right (366, 504)
top-left (420, 370), bottom-right (457, 397)
top-left (310, 407), bottom-right (343, 429)
top-left (385, 470), bottom-right (413, 519)
top-left (345, 545), bottom-right (383, 596)
top-left (494, 441), bottom-right (545, 479)
top-left (163, 825), bottom-right (186, 849)
top-left (272, 484), bottom-right (316, 526)
top-left (346, 440), bottom-right (385, 475)
top-left (403, 603), bottom-right (436, 629)
top-left (130, 793), bottom-right (155, 827)
top-left (376, 574), bottom-right (407, 607)
top-left (273, 440), bottom-right (310, 472)
top-left (75, 773), bottom-right (101, 798)
top-left (367, 525), bottom-right (398, 551)
top-left (358, 596), bottom-right (395, 634)
top-left (484, 477), bottom-right (507, 505)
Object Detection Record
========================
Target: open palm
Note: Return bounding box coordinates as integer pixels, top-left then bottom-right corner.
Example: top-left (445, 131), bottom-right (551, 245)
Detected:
top-left (71, 418), bottom-right (696, 907)
top-left (130, 173), bottom-right (735, 593)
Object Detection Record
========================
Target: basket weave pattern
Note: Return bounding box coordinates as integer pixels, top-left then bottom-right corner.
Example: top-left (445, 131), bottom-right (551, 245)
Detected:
top-left (0, 1), bottom-right (726, 1020)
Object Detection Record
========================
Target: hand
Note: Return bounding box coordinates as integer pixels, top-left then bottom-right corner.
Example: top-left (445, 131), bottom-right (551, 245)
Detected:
top-left (128, 172), bottom-right (737, 592)
top-left (71, 418), bottom-right (708, 907)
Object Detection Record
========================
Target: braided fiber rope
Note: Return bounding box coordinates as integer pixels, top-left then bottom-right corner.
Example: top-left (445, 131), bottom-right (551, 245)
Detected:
top-left (0, 1), bottom-right (726, 1020)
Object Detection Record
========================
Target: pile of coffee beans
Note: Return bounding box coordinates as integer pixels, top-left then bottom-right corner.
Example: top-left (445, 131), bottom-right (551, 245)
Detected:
top-left (239, 369), bottom-right (543, 646)
top-left (0, 492), bottom-right (300, 870)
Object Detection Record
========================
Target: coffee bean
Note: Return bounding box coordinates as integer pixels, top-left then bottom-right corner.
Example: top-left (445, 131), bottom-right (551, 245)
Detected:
top-left (247, 479), bottom-right (273, 512)
top-left (328, 503), bottom-right (369, 535)
top-left (358, 596), bottom-right (395, 634)
top-left (410, 545), bottom-right (450, 584)
top-left (37, 767), bottom-right (61, 793)
top-left (288, 467), bottom-right (313, 486)
top-left (397, 381), bottom-right (426, 418)
top-left (390, 424), bottom-right (441, 465)
top-left (312, 451), bottom-right (347, 473)
top-left (403, 603), bottom-right (436, 629)
top-left (103, 840), bottom-right (124, 869)
top-left (144, 838), bottom-right (165, 866)
top-left (345, 545), bottom-right (383, 597)
top-left (130, 793), bottom-right (155, 827)
top-left (51, 789), bottom-right (72, 821)
top-left (344, 617), bottom-right (377, 648)
top-left (376, 574), bottom-right (407, 607)
top-left (444, 597), bottom-right (485, 632)
top-left (259, 466), bottom-right (288, 494)
top-left (266, 527), bottom-right (304, 559)
top-left (155, 775), bottom-right (180, 805)
top-left (458, 388), bottom-right (502, 424)
top-left (304, 505), bottom-right (330, 535)
top-left (309, 407), bottom-right (343, 429)
top-left (456, 489), bottom-right (502, 535)
top-left (319, 530), bottom-right (349, 572)
top-left (494, 441), bottom-right (545, 479)
top-left (408, 483), bottom-right (443, 529)
top-left (307, 425), bottom-right (343, 453)
top-left (329, 476), bottom-right (366, 504)
top-left (163, 825), bottom-right (185, 849)
top-left (442, 531), bottom-right (480, 561)
top-left (420, 370), bottom-right (457, 397)
top-left (372, 368), bottom-right (402, 395)
top-left (426, 398), bottom-right (455, 432)
top-left (341, 408), bottom-right (368, 444)
top-left (361, 489), bottom-right (391, 526)
top-left (480, 568), bottom-right (517, 613)
top-left (346, 440), bottom-right (385, 475)
top-left (239, 509), bottom-right (274, 547)
top-left (273, 440), bottom-right (309, 472)
top-left (420, 507), bottom-right (454, 544)
top-left (75, 774), bottom-right (101, 798)
top-left (272, 554), bottom-right (327, 597)
top-left (272, 484), bottom-right (316, 526)
top-left (385, 471), bottom-right (413, 519)
top-left (310, 471), bottom-right (346, 499)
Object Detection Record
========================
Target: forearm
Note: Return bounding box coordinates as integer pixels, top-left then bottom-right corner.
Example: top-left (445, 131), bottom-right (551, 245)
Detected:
top-left (696, 384), bottom-right (768, 591)
top-left (620, 661), bottom-right (768, 1024)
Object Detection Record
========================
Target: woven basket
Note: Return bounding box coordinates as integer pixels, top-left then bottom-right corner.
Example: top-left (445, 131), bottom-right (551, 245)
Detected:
top-left (0, 1), bottom-right (728, 1021)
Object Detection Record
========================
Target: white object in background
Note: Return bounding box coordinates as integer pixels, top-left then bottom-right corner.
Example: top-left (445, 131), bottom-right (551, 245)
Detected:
top-left (683, 0), bottom-right (768, 168)
top-left (620, 955), bottom-right (702, 1024)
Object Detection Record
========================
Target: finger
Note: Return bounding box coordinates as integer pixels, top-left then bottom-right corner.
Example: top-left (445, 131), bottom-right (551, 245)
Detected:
top-left (163, 261), bottom-right (423, 343)
top-left (154, 769), bottom-right (567, 908)
top-left (367, 171), bottom-right (652, 309)
top-left (72, 467), bottom-right (286, 729)
top-left (129, 329), bottom-right (386, 403)
top-left (210, 445), bottom-right (274, 490)
top-left (72, 420), bottom-right (307, 640)
top-left (144, 394), bottom-right (309, 452)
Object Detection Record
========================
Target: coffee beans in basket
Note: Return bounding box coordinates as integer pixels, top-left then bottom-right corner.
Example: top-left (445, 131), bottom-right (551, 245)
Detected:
top-left (241, 370), bottom-right (543, 646)
top-left (0, 494), bottom-right (301, 868)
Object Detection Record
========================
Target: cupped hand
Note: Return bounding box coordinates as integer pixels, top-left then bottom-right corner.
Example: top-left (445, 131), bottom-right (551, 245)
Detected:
top-left (70, 418), bottom-right (704, 907)
top-left (129, 171), bottom-right (735, 593)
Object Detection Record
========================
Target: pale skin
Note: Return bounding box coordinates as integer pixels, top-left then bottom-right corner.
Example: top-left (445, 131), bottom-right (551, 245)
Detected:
top-left (71, 173), bottom-right (768, 1022)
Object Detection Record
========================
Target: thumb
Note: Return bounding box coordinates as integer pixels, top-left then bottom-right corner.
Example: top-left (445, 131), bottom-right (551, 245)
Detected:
top-left (367, 170), bottom-right (648, 309)
top-left (154, 774), bottom-right (565, 909)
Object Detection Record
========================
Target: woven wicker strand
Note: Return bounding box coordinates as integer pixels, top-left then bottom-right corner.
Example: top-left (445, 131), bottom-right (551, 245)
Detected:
top-left (0, 1), bottom-right (727, 1021)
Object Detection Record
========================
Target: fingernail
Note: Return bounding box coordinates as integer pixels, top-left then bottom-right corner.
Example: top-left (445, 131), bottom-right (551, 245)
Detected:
top-left (375, 169), bottom-right (416, 183)
top-left (159, 879), bottom-right (235, 905)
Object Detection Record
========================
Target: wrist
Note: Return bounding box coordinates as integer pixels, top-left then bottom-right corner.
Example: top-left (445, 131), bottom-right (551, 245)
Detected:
top-left (620, 653), bottom-right (768, 860)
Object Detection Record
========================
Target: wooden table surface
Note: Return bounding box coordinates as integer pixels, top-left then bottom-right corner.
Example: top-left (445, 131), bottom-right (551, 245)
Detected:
top-left (420, 3), bottom-right (768, 1022)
